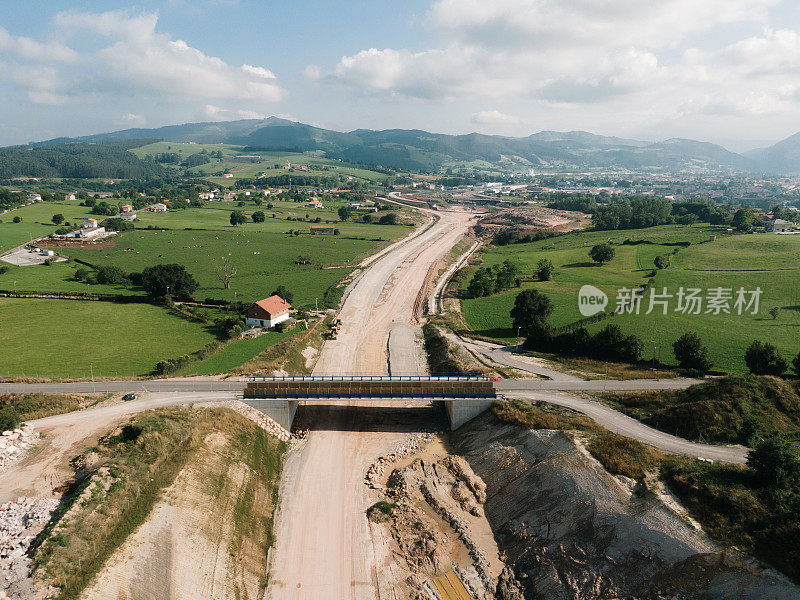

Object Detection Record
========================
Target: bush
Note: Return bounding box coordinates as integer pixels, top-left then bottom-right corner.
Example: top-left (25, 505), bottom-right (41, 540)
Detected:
top-left (12, 216), bottom-right (21, 223)
top-left (673, 332), bottom-right (712, 374)
top-left (748, 435), bottom-right (800, 488)
top-left (252, 210), bottom-right (265, 223)
top-left (536, 258), bottom-right (554, 281)
top-left (52, 213), bottom-right (65, 225)
top-left (745, 341), bottom-right (788, 376)
top-left (654, 255), bottom-right (670, 269)
top-left (589, 242), bottom-right (615, 264)
top-left (0, 266), bottom-right (9, 275)
top-left (378, 213), bottom-right (398, 225)
top-left (0, 406), bottom-right (21, 432)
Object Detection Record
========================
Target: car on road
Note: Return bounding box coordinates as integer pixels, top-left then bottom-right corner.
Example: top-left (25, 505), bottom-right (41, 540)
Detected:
top-left (122, 393), bottom-right (137, 401)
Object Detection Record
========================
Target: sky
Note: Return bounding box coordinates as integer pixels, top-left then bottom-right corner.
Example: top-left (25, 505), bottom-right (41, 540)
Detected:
top-left (2, 0), bottom-right (800, 151)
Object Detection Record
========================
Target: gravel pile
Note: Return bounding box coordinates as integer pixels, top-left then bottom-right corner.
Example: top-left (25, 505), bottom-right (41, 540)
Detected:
top-left (0, 497), bottom-right (59, 599)
top-left (0, 426), bottom-right (38, 472)
top-left (365, 433), bottom-right (435, 489)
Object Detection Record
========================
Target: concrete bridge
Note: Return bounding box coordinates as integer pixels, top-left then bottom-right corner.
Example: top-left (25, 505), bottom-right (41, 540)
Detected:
top-left (241, 375), bottom-right (499, 430)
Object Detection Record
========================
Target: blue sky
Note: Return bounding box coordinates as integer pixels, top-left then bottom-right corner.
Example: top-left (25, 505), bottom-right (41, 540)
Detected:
top-left (2, 0), bottom-right (800, 149)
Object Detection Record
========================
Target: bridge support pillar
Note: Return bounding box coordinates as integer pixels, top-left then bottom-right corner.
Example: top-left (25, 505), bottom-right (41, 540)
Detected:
top-left (241, 399), bottom-right (299, 431)
top-left (445, 399), bottom-right (494, 430)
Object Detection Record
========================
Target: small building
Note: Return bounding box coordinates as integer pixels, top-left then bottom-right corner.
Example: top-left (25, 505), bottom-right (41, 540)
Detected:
top-left (66, 226), bottom-right (106, 239)
top-left (65, 193), bottom-right (77, 201)
top-left (767, 218), bottom-right (793, 233)
top-left (83, 218), bottom-right (99, 229)
top-left (310, 225), bottom-right (335, 235)
top-left (27, 193), bottom-right (41, 202)
top-left (149, 203), bottom-right (168, 212)
top-left (245, 295), bottom-right (291, 328)
top-left (307, 199), bottom-right (324, 208)
top-left (121, 204), bottom-right (133, 212)
top-left (119, 212), bottom-right (137, 222)
top-left (223, 173), bottom-right (234, 179)
top-left (222, 192), bottom-right (235, 201)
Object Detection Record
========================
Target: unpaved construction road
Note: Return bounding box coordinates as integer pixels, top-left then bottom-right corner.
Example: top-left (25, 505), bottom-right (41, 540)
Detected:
top-left (267, 208), bottom-right (476, 599)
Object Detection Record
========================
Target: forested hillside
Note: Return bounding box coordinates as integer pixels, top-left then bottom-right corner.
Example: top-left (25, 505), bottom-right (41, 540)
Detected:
top-left (0, 141), bottom-right (166, 179)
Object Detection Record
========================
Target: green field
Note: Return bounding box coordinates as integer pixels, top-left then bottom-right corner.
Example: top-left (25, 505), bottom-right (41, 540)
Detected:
top-left (0, 298), bottom-right (218, 378)
top-left (0, 198), bottom-right (413, 306)
top-left (61, 229), bottom-right (382, 305)
top-left (130, 142), bottom-right (390, 185)
top-left (183, 329), bottom-right (293, 375)
top-left (0, 200), bottom-right (88, 252)
top-left (461, 226), bottom-right (800, 372)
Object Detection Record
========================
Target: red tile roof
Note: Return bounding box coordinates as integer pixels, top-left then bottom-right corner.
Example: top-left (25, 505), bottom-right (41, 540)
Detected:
top-left (254, 295), bottom-right (291, 316)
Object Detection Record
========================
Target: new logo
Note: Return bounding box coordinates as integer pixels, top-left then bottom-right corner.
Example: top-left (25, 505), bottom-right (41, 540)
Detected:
top-left (578, 285), bottom-right (608, 316)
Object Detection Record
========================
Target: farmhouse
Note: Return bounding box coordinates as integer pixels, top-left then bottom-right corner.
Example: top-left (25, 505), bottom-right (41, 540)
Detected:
top-left (310, 225), bottom-right (335, 235)
top-left (65, 193), bottom-right (77, 201)
top-left (245, 295), bottom-right (291, 328)
top-left (119, 212), bottom-right (137, 222)
top-left (66, 225), bottom-right (106, 239)
top-left (148, 203), bottom-right (168, 212)
top-left (121, 204), bottom-right (133, 212)
top-left (27, 193), bottom-right (41, 202)
top-left (307, 199), bottom-right (324, 208)
top-left (83, 218), bottom-right (98, 229)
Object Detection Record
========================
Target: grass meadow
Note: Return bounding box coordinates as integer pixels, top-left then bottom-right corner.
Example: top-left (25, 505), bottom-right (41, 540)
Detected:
top-left (460, 225), bottom-right (800, 372)
top-left (0, 298), bottom-right (217, 378)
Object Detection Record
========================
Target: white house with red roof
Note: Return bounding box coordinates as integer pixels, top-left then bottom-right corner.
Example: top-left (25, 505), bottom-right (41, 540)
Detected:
top-left (245, 295), bottom-right (292, 328)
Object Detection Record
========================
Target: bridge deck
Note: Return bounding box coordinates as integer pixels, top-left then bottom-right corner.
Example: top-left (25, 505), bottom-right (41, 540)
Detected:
top-left (244, 377), bottom-right (499, 400)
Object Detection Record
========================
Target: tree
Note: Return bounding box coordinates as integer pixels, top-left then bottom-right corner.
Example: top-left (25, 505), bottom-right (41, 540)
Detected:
top-left (74, 267), bottom-right (89, 281)
top-left (589, 242), bottom-right (615, 264)
top-left (51, 213), bottom-right (65, 225)
top-left (378, 213), bottom-right (398, 225)
top-left (511, 289), bottom-right (554, 338)
top-left (270, 285), bottom-right (293, 304)
top-left (338, 206), bottom-right (353, 221)
top-left (252, 210), bottom-right (265, 223)
top-left (744, 340), bottom-right (788, 375)
top-left (654, 255), bottom-right (669, 269)
top-left (466, 267), bottom-right (495, 298)
top-left (141, 264), bottom-right (199, 299)
top-left (12, 216), bottom-right (21, 223)
top-left (95, 265), bottom-right (127, 285)
top-left (747, 435), bottom-right (800, 487)
top-left (672, 332), bottom-right (712, 373)
top-left (769, 307), bottom-right (780, 320)
top-left (732, 208), bottom-right (755, 232)
top-left (214, 256), bottom-right (237, 290)
top-left (495, 260), bottom-right (521, 291)
top-left (229, 210), bottom-right (247, 227)
top-left (536, 259), bottom-right (554, 281)
top-left (793, 351), bottom-right (800, 377)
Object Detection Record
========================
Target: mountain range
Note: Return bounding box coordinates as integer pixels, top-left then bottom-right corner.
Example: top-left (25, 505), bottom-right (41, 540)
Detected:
top-left (36, 117), bottom-right (800, 174)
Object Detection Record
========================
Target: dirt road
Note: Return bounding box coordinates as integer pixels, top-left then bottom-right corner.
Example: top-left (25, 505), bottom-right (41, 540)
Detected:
top-left (267, 208), bottom-right (476, 599)
top-left (0, 392), bottom-right (231, 504)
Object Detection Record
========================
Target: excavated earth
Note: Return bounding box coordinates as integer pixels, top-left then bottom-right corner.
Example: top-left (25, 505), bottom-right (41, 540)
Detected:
top-left (440, 413), bottom-right (800, 600)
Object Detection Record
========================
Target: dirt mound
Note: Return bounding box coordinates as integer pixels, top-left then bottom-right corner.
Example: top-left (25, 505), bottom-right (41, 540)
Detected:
top-left (476, 206), bottom-right (589, 235)
top-left (451, 414), bottom-right (800, 599)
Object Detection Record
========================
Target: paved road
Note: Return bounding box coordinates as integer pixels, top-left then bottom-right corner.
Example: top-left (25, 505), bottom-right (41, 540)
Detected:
top-left (505, 390), bottom-right (748, 464)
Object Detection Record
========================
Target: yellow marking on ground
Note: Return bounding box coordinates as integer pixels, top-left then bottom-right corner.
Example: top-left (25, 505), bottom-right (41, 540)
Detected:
top-left (432, 570), bottom-right (473, 600)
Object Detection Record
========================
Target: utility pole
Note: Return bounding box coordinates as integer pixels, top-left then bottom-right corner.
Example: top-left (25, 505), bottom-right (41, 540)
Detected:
top-left (90, 362), bottom-right (95, 394)
top-left (315, 297), bottom-right (319, 312)
top-left (516, 327), bottom-right (521, 353)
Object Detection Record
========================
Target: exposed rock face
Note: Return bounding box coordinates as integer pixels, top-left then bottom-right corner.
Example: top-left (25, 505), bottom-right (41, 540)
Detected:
top-left (452, 415), bottom-right (800, 600)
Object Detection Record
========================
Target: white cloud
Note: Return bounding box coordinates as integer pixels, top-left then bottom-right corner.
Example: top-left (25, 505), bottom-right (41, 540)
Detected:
top-left (303, 64), bottom-right (322, 80)
top-left (122, 113), bottom-right (147, 126)
top-left (325, 0), bottom-right (800, 135)
top-left (471, 110), bottom-right (519, 125)
top-left (0, 10), bottom-right (284, 111)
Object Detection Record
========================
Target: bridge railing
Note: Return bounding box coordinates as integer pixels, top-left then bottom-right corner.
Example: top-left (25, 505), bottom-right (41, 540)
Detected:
top-left (246, 374), bottom-right (491, 382)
